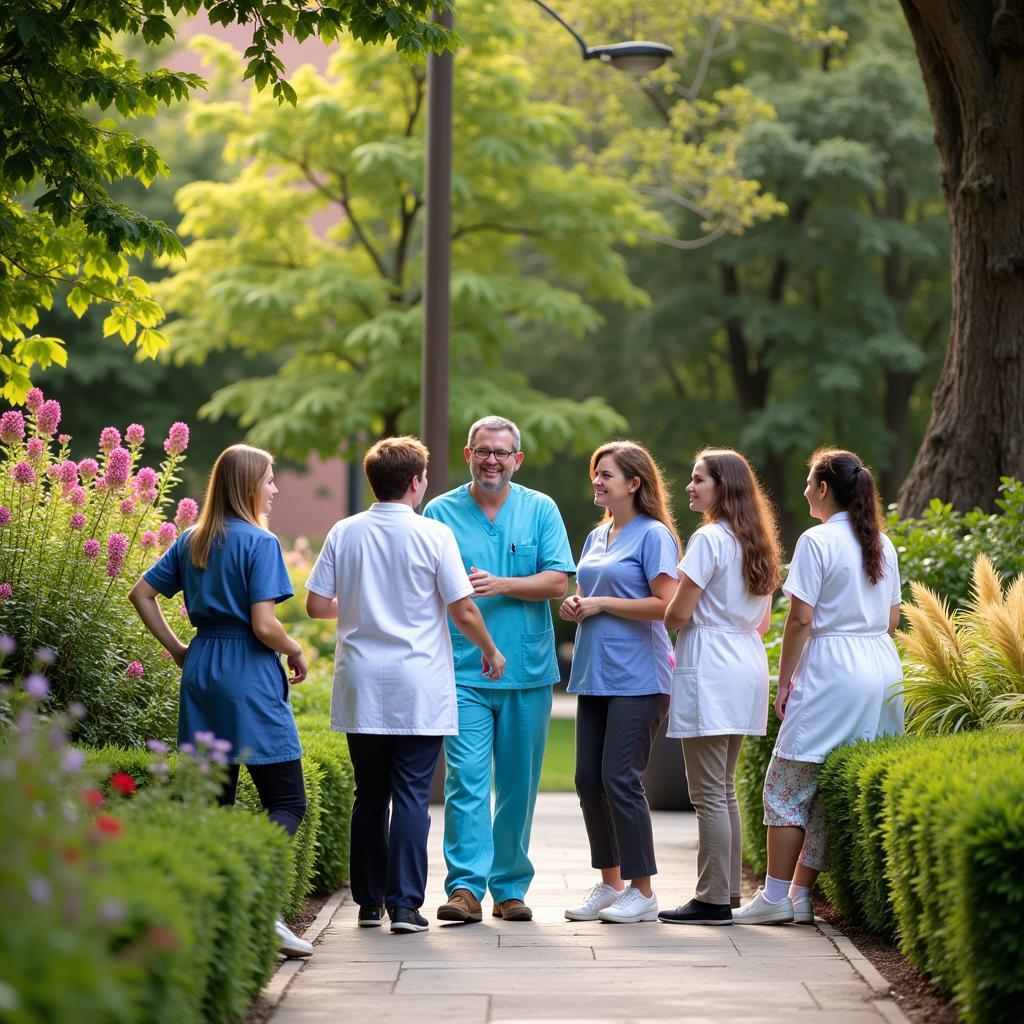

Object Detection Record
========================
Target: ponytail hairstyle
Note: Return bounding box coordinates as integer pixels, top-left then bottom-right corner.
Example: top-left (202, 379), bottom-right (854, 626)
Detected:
top-left (696, 448), bottom-right (781, 597)
top-left (808, 448), bottom-right (885, 584)
top-left (590, 440), bottom-right (680, 556)
top-left (189, 444), bottom-right (274, 570)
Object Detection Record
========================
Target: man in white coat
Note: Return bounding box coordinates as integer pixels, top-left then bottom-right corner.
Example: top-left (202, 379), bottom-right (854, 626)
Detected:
top-left (305, 436), bottom-right (505, 933)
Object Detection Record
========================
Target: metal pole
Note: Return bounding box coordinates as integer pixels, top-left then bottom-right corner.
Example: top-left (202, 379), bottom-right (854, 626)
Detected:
top-left (421, 6), bottom-right (454, 502)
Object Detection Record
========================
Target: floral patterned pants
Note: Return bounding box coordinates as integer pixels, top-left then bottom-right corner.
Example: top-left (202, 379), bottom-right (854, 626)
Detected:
top-left (762, 756), bottom-right (828, 871)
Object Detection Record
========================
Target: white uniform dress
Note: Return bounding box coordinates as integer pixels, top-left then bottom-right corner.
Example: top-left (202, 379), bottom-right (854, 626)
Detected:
top-left (774, 511), bottom-right (904, 763)
top-left (667, 521), bottom-right (771, 739)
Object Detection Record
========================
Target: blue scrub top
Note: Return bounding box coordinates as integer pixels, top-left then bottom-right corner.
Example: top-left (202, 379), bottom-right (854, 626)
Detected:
top-left (568, 515), bottom-right (679, 697)
top-left (143, 517), bottom-right (301, 764)
top-left (423, 482), bottom-right (575, 690)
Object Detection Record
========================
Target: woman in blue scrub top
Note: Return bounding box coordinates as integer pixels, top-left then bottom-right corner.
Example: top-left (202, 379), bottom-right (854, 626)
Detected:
top-left (129, 443), bottom-right (314, 957)
top-left (559, 441), bottom-right (680, 924)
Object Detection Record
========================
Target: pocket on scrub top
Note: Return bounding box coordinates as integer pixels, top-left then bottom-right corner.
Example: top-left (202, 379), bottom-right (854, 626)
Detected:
top-left (520, 630), bottom-right (555, 685)
top-left (667, 666), bottom-right (699, 736)
top-left (601, 636), bottom-right (652, 683)
top-left (511, 543), bottom-right (538, 573)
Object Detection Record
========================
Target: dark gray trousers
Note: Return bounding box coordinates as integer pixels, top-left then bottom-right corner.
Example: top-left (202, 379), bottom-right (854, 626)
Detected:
top-left (574, 693), bottom-right (669, 879)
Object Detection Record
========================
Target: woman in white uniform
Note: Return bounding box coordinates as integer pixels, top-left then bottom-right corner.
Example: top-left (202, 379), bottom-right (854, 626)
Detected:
top-left (659, 449), bottom-right (780, 926)
top-left (734, 449), bottom-right (903, 926)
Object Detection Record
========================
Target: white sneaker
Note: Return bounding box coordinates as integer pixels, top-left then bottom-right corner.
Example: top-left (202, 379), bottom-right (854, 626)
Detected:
top-left (792, 894), bottom-right (814, 924)
top-left (564, 883), bottom-right (623, 921)
top-left (597, 886), bottom-right (659, 923)
top-left (275, 919), bottom-right (315, 957)
top-left (732, 889), bottom-right (793, 925)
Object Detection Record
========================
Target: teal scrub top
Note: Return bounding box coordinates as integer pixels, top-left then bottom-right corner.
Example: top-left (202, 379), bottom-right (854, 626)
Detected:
top-left (423, 482), bottom-right (575, 690)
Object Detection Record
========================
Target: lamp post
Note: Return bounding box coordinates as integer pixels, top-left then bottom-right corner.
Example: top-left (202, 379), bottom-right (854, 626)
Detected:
top-left (419, 2), bottom-right (672, 500)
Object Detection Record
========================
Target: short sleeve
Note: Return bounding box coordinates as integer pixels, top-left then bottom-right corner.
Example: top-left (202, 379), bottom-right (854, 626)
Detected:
top-left (887, 541), bottom-right (902, 606)
top-left (679, 528), bottom-right (717, 589)
top-left (640, 523), bottom-right (680, 582)
top-left (143, 535), bottom-right (184, 598)
top-left (536, 499), bottom-right (576, 573)
top-left (436, 527), bottom-right (475, 605)
top-left (247, 533), bottom-right (293, 605)
top-left (305, 525), bottom-right (339, 599)
top-left (784, 532), bottom-right (824, 607)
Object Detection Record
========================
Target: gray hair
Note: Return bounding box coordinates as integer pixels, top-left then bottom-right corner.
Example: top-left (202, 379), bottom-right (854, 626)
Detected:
top-left (467, 416), bottom-right (521, 451)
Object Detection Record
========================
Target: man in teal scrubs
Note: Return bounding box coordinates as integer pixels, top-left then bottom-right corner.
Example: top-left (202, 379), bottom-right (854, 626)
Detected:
top-left (425, 415), bottom-right (574, 922)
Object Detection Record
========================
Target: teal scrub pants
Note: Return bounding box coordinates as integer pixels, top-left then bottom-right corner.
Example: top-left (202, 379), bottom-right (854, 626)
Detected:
top-left (443, 684), bottom-right (552, 902)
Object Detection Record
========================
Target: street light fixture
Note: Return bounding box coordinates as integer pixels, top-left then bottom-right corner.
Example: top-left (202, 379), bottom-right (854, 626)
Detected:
top-left (420, 4), bottom-right (673, 500)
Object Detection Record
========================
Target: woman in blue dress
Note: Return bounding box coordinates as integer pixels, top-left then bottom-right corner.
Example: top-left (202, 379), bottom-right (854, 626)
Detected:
top-left (559, 441), bottom-right (680, 924)
top-left (129, 443), bottom-right (312, 956)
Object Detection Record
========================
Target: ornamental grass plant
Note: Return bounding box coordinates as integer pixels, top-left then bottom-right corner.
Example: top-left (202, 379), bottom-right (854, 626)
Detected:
top-left (0, 388), bottom-right (197, 745)
top-left (900, 552), bottom-right (1024, 733)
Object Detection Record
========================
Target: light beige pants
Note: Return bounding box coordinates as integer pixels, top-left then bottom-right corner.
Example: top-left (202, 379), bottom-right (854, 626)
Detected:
top-left (681, 735), bottom-right (745, 905)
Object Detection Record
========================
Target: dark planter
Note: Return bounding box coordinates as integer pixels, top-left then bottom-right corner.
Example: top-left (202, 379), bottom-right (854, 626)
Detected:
top-left (642, 719), bottom-right (693, 811)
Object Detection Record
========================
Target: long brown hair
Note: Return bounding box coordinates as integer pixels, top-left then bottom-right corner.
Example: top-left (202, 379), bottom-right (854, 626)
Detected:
top-left (809, 448), bottom-right (885, 584)
top-left (695, 448), bottom-right (780, 596)
top-left (189, 444), bottom-right (274, 570)
top-left (590, 440), bottom-right (680, 555)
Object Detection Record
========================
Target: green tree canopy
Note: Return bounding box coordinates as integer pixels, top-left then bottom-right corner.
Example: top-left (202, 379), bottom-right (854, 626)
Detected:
top-left (0, 0), bottom-right (454, 402)
top-left (157, 4), bottom-right (663, 463)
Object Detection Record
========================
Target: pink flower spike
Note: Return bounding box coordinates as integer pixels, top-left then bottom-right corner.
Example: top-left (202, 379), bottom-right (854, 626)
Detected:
top-left (69, 486), bottom-right (86, 507)
top-left (10, 462), bottom-right (35, 485)
top-left (125, 423), bottom-right (145, 446)
top-left (146, 739), bottom-right (169, 754)
top-left (107, 533), bottom-right (128, 559)
top-left (162, 421), bottom-right (190, 456)
top-left (69, 513), bottom-right (86, 531)
top-left (0, 410), bottom-right (25, 444)
top-left (0, 506), bottom-right (10, 526)
top-left (120, 499), bottom-right (136, 516)
top-left (59, 433), bottom-right (71, 444)
top-left (25, 388), bottom-right (44, 412)
top-left (174, 497), bottom-right (199, 529)
top-left (157, 521), bottom-right (177, 549)
top-left (140, 530), bottom-right (158, 550)
top-left (0, 583), bottom-right (12, 600)
top-left (63, 748), bottom-right (87, 772)
top-left (56, 460), bottom-right (78, 490)
top-left (83, 539), bottom-right (101, 559)
top-left (78, 458), bottom-right (99, 480)
top-left (105, 448), bottom-right (131, 489)
top-left (99, 427), bottom-right (121, 452)
top-left (26, 438), bottom-right (44, 461)
top-left (36, 400), bottom-right (61, 437)
top-left (0, 634), bottom-right (15, 655)
top-left (125, 661), bottom-right (145, 679)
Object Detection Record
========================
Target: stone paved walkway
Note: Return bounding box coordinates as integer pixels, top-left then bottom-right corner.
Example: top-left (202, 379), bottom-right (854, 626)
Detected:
top-left (270, 793), bottom-right (905, 1023)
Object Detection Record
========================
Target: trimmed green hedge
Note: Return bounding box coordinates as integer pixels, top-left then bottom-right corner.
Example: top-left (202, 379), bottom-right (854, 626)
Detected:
top-left (818, 732), bottom-right (1023, 1024)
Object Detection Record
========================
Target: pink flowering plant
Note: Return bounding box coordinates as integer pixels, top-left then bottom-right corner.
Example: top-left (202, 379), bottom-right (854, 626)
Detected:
top-left (0, 390), bottom-right (199, 745)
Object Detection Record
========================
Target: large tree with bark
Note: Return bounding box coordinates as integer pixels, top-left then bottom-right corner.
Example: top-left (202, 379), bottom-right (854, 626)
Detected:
top-left (896, 1), bottom-right (1024, 514)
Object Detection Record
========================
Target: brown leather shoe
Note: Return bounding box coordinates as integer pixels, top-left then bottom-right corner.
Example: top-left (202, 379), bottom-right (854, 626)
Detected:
top-left (437, 889), bottom-right (483, 923)
top-left (492, 898), bottom-right (533, 921)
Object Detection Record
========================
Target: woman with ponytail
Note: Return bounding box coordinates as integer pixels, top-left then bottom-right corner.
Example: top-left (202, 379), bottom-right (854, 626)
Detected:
top-left (733, 449), bottom-right (903, 927)
top-left (658, 449), bottom-right (780, 927)
top-left (129, 444), bottom-right (314, 957)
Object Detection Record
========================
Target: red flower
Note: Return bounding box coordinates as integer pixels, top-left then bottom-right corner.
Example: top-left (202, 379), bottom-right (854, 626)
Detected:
top-left (110, 772), bottom-right (137, 796)
top-left (95, 815), bottom-right (123, 837)
top-left (83, 788), bottom-right (105, 807)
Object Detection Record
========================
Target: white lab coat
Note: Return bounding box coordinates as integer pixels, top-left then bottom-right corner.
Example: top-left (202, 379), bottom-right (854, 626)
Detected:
top-left (667, 522), bottom-right (771, 738)
top-left (774, 512), bottom-right (904, 763)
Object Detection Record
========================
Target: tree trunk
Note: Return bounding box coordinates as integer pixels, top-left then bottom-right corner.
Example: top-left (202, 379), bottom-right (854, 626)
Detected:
top-left (897, 1), bottom-right (1024, 515)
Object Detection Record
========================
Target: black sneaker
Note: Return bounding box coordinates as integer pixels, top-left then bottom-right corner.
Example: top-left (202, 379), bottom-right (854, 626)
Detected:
top-left (358, 905), bottom-right (385, 928)
top-left (390, 908), bottom-right (429, 933)
top-left (658, 898), bottom-right (733, 926)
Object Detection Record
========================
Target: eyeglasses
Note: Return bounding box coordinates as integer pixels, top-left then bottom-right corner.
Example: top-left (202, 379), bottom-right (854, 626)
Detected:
top-left (471, 447), bottom-right (518, 463)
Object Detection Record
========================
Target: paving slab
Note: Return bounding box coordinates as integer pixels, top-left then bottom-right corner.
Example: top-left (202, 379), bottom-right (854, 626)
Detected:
top-left (270, 792), bottom-right (906, 1023)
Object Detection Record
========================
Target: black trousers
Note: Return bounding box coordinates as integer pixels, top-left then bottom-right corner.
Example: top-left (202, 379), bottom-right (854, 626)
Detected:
top-left (219, 759), bottom-right (307, 837)
top-left (574, 694), bottom-right (669, 879)
top-left (346, 733), bottom-right (444, 912)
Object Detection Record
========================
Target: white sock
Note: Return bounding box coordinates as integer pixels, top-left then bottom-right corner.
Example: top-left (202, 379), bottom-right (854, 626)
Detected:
top-left (789, 884), bottom-right (812, 902)
top-left (763, 875), bottom-right (791, 903)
